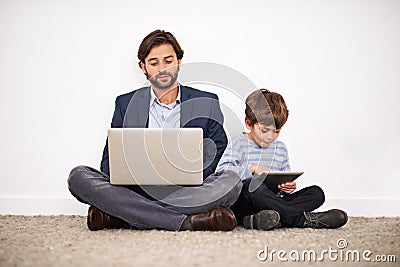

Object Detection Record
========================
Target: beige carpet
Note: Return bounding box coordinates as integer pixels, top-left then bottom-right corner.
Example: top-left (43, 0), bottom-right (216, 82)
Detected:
top-left (0, 216), bottom-right (399, 267)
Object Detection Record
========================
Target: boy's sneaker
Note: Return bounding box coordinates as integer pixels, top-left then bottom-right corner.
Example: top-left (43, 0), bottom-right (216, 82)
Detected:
top-left (243, 210), bottom-right (280, 230)
top-left (303, 209), bottom-right (348, 229)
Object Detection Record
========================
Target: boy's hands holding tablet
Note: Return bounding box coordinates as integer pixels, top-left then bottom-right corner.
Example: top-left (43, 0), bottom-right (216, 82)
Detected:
top-left (278, 182), bottom-right (296, 194)
top-left (252, 164), bottom-right (302, 194)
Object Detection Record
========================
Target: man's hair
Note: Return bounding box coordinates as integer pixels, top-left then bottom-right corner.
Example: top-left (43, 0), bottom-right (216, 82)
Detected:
top-left (245, 89), bottom-right (289, 129)
top-left (137, 30), bottom-right (184, 65)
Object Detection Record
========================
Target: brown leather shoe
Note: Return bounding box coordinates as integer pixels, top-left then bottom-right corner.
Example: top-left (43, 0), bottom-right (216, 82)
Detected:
top-left (87, 206), bottom-right (130, 231)
top-left (189, 207), bottom-right (237, 231)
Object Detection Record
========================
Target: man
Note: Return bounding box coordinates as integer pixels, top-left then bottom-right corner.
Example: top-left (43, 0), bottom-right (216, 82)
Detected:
top-left (68, 30), bottom-right (242, 231)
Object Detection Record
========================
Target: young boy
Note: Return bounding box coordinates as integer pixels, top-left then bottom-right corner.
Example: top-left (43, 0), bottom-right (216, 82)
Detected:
top-left (216, 89), bottom-right (348, 230)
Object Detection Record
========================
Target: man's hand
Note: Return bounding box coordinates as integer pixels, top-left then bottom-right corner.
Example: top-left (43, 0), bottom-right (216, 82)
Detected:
top-left (278, 181), bottom-right (296, 194)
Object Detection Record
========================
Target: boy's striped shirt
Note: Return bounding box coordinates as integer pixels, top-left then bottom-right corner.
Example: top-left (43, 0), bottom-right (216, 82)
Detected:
top-left (216, 134), bottom-right (290, 180)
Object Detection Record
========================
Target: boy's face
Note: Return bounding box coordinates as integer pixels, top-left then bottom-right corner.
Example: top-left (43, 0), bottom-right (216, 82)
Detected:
top-left (245, 119), bottom-right (280, 148)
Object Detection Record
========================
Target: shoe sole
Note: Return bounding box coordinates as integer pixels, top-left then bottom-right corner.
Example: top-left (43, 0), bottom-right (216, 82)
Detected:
top-left (243, 210), bottom-right (280, 230)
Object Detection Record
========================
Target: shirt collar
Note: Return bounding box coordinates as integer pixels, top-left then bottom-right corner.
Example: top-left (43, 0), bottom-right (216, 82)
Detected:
top-left (150, 84), bottom-right (181, 106)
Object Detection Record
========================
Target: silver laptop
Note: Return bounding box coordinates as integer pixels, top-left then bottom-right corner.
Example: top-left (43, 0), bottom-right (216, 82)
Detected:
top-left (108, 128), bottom-right (203, 185)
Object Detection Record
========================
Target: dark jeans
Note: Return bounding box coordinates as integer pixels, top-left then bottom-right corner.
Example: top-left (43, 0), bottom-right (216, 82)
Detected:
top-left (231, 179), bottom-right (325, 227)
top-left (68, 166), bottom-right (242, 231)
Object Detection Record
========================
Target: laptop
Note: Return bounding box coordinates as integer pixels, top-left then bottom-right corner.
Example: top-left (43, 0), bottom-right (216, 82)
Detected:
top-left (108, 128), bottom-right (203, 185)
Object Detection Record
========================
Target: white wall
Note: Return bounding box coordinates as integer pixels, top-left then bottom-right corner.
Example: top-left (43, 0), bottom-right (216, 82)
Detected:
top-left (0, 0), bottom-right (399, 216)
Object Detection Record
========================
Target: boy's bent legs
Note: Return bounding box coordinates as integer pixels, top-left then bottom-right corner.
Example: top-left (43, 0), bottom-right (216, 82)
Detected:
top-left (231, 180), bottom-right (323, 227)
top-left (157, 170), bottom-right (242, 215)
top-left (282, 185), bottom-right (325, 212)
top-left (67, 165), bottom-right (186, 231)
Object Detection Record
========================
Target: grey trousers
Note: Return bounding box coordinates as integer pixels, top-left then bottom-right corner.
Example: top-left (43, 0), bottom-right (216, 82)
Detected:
top-left (68, 166), bottom-right (242, 231)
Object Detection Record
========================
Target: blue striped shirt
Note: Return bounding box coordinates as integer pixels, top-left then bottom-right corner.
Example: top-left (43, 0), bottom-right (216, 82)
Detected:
top-left (216, 134), bottom-right (290, 180)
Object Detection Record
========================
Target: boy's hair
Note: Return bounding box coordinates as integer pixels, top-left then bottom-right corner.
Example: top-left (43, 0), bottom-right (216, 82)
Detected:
top-left (137, 30), bottom-right (184, 65)
top-left (245, 89), bottom-right (289, 129)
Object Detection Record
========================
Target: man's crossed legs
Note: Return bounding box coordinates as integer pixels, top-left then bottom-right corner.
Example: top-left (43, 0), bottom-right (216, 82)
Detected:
top-left (68, 166), bottom-right (242, 231)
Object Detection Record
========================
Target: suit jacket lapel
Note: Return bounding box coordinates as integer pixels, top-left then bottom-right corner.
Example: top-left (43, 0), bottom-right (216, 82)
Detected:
top-left (137, 87), bottom-right (150, 127)
top-left (125, 87), bottom-right (150, 127)
top-left (180, 86), bottom-right (193, 127)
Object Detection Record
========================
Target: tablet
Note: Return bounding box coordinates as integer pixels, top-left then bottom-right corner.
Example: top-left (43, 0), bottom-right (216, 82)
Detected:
top-left (254, 171), bottom-right (304, 194)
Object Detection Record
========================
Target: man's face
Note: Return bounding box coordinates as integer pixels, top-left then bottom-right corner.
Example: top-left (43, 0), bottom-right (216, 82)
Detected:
top-left (140, 43), bottom-right (181, 90)
top-left (246, 120), bottom-right (280, 148)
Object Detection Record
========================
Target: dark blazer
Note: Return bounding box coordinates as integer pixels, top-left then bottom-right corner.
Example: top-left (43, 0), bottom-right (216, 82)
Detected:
top-left (100, 85), bottom-right (228, 179)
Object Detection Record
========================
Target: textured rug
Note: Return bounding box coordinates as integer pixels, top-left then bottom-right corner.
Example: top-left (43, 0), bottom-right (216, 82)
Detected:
top-left (0, 216), bottom-right (399, 267)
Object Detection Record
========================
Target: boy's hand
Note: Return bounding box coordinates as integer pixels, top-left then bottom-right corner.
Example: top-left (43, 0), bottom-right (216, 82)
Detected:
top-left (278, 181), bottom-right (296, 194)
top-left (252, 164), bottom-right (271, 176)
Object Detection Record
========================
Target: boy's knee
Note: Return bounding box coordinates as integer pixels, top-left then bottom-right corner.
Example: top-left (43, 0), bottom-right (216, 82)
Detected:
top-left (241, 182), bottom-right (275, 205)
top-left (252, 182), bottom-right (273, 197)
top-left (309, 185), bottom-right (325, 206)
